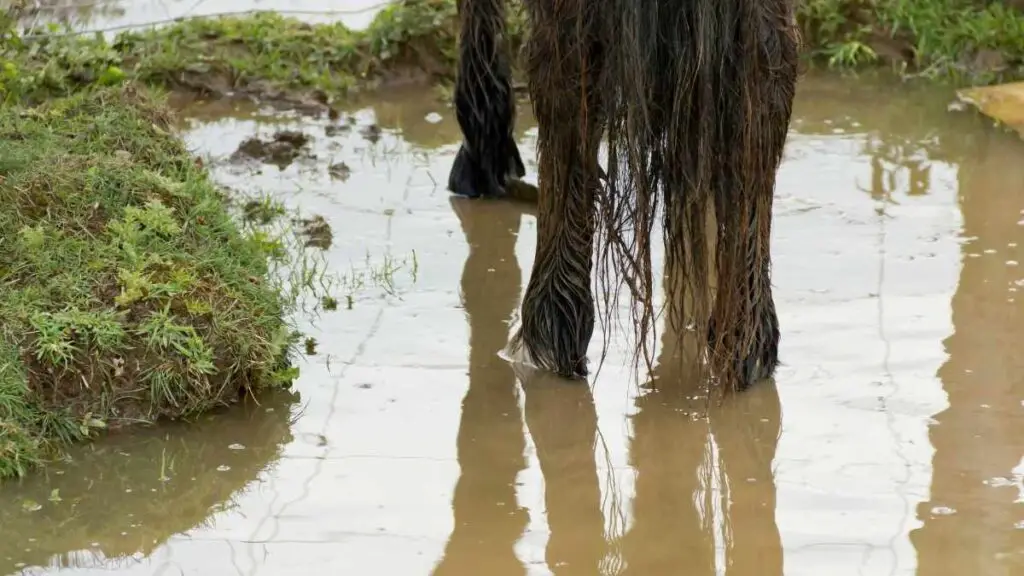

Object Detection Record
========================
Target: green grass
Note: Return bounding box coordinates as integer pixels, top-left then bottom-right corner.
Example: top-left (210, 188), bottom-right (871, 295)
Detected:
top-left (0, 85), bottom-right (299, 479)
top-left (799, 0), bottom-right (1024, 81)
top-left (0, 0), bottom-right (497, 106)
top-left (4, 0), bottom-right (1024, 107)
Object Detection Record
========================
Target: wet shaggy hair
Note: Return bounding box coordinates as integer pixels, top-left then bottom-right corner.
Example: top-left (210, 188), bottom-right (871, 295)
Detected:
top-left (448, 0), bottom-right (800, 391)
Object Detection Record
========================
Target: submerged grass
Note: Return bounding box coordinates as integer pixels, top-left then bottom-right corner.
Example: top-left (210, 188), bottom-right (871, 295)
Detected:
top-left (0, 85), bottom-right (300, 479)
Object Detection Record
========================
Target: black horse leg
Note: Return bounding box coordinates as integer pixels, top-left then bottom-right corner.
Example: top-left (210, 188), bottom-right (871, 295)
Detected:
top-left (448, 0), bottom-right (525, 199)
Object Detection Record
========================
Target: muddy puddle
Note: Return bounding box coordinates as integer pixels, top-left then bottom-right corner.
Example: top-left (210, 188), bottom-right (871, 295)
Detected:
top-left (3, 71), bottom-right (1024, 575)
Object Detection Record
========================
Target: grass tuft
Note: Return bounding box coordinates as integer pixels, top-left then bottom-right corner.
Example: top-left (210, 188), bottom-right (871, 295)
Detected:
top-left (0, 84), bottom-right (299, 479)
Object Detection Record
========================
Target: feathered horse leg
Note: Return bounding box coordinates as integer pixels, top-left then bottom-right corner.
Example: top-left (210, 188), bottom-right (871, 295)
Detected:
top-left (704, 1), bottom-right (798, 391)
top-left (448, 0), bottom-right (525, 199)
top-left (507, 0), bottom-right (604, 379)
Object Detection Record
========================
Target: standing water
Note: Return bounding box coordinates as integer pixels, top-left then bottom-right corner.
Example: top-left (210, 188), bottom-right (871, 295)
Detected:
top-left (2, 7), bottom-right (1024, 569)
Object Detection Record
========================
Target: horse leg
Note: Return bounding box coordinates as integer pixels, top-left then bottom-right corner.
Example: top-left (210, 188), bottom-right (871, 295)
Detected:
top-left (507, 0), bottom-right (603, 379)
top-left (706, 2), bottom-right (798, 390)
top-left (448, 0), bottom-right (525, 199)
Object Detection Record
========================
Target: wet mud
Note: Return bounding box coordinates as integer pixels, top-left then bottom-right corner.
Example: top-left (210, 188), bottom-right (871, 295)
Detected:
top-left (3, 71), bottom-right (1024, 576)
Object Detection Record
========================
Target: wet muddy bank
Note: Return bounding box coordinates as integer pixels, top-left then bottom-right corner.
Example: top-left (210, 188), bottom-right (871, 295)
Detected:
top-left (2, 0), bottom-right (479, 114)
top-left (6, 0), bottom-right (1024, 117)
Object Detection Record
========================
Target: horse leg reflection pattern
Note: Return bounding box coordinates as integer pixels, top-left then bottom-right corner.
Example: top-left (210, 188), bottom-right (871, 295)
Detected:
top-left (710, 379), bottom-right (784, 574)
top-left (518, 370), bottom-right (606, 575)
top-left (620, 326), bottom-right (717, 575)
top-left (431, 198), bottom-right (530, 576)
top-left (435, 198), bottom-right (783, 574)
top-left (622, 318), bottom-right (784, 575)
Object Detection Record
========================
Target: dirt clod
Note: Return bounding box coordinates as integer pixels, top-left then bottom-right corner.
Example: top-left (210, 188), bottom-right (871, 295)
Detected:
top-left (328, 162), bottom-right (352, 182)
top-left (232, 130), bottom-right (313, 169)
top-left (296, 215), bottom-right (333, 250)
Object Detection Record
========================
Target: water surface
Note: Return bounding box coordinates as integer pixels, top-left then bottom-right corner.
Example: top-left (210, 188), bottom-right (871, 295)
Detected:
top-left (3, 72), bottom-right (1024, 575)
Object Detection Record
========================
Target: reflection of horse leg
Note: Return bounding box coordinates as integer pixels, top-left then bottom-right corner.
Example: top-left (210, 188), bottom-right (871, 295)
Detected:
top-left (709, 382), bottom-right (784, 576)
top-left (448, 0), bottom-right (525, 199)
top-left (431, 200), bottom-right (529, 576)
top-left (508, 0), bottom-right (603, 379)
top-left (621, 327), bottom-right (716, 575)
top-left (519, 371), bottom-right (605, 575)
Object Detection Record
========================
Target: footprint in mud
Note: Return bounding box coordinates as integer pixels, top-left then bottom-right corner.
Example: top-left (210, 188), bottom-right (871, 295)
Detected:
top-left (231, 130), bottom-right (314, 170)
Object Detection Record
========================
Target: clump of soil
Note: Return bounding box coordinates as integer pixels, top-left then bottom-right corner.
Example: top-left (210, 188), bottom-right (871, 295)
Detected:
top-left (360, 124), bottom-right (383, 143)
top-left (232, 130), bottom-right (314, 170)
top-left (325, 123), bottom-right (352, 137)
top-left (296, 215), bottom-right (333, 250)
top-left (328, 162), bottom-right (352, 181)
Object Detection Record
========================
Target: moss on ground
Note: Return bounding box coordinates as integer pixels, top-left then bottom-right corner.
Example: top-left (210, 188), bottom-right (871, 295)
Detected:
top-left (0, 85), bottom-right (298, 479)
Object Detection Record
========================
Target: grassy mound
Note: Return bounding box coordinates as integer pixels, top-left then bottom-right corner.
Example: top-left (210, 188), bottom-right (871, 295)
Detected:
top-left (0, 85), bottom-right (297, 479)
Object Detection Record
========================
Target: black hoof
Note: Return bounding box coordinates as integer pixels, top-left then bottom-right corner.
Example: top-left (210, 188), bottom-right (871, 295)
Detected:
top-left (447, 140), bottom-right (526, 199)
top-left (738, 355), bottom-right (774, 391)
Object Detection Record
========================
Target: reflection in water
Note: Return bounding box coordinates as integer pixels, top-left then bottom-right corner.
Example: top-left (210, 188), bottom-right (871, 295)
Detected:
top-left (8, 0), bottom-right (126, 29)
top-left (431, 198), bottom-right (531, 575)
top-left (910, 127), bottom-right (1024, 573)
top-left (0, 389), bottom-right (299, 574)
top-left (436, 197), bottom-right (783, 574)
top-left (435, 198), bottom-right (607, 575)
top-left (520, 371), bottom-right (606, 575)
top-left (622, 324), bottom-right (783, 575)
top-left (10, 0), bottom-right (388, 35)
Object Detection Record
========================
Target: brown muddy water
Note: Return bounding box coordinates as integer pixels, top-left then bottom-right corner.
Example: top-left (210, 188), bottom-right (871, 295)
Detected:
top-left (4, 70), bottom-right (1024, 575)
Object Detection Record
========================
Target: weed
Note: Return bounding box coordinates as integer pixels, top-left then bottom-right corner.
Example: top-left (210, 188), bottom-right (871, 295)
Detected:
top-left (1, 0), bottom-right (493, 107)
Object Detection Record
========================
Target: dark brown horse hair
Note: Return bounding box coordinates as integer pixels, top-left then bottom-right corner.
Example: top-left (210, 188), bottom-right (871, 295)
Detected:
top-left (449, 0), bottom-right (800, 392)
